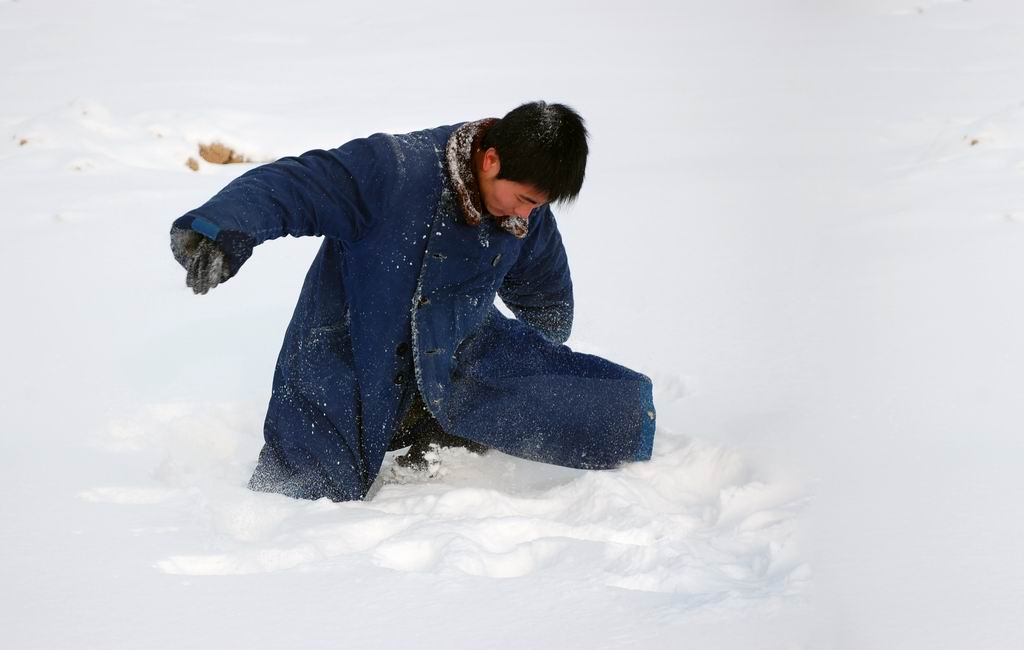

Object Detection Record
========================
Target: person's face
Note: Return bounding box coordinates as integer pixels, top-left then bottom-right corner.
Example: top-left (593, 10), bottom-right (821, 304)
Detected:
top-left (477, 148), bottom-right (549, 219)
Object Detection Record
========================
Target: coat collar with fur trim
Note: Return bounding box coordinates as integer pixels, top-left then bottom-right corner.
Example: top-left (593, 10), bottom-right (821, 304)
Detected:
top-left (444, 118), bottom-right (530, 239)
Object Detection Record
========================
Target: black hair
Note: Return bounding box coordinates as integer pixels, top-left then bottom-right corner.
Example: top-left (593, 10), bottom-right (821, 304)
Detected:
top-left (480, 101), bottom-right (589, 204)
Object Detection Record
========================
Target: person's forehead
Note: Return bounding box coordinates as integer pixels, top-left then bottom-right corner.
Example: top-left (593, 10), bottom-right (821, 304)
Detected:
top-left (509, 181), bottom-right (549, 203)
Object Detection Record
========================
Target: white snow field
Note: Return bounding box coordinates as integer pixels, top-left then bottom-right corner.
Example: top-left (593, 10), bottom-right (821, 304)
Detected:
top-left (2, 1), bottom-right (1022, 648)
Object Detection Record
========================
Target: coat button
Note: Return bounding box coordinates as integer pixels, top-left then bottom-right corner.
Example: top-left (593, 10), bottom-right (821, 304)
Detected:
top-left (491, 253), bottom-right (502, 267)
top-left (396, 342), bottom-right (409, 356)
top-left (394, 373), bottom-right (405, 385)
top-left (418, 296), bottom-right (430, 307)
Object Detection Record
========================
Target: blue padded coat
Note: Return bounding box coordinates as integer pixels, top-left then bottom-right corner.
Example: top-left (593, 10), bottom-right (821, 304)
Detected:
top-left (172, 121), bottom-right (655, 501)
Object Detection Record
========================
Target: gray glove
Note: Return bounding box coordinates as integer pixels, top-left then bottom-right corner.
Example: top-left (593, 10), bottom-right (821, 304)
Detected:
top-left (170, 229), bottom-right (229, 295)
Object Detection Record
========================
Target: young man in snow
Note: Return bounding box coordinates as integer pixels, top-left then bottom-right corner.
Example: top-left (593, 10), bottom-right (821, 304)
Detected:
top-left (170, 101), bottom-right (656, 501)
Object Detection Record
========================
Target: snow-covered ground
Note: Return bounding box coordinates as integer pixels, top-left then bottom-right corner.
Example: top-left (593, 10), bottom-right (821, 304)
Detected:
top-left (2, 1), bottom-right (1022, 648)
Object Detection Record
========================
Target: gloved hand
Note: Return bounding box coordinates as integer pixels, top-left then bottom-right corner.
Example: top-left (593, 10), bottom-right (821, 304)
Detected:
top-left (171, 229), bottom-right (225, 294)
top-left (170, 216), bottom-right (254, 295)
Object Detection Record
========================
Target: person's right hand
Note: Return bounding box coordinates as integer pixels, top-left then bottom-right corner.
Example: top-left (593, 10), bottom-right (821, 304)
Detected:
top-left (170, 217), bottom-right (255, 295)
top-left (177, 230), bottom-right (229, 294)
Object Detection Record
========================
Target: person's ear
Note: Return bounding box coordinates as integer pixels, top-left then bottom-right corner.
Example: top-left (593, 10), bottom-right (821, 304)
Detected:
top-left (482, 148), bottom-right (501, 177)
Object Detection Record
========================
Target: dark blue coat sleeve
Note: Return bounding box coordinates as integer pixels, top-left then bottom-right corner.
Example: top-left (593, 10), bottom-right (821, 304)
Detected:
top-left (497, 206), bottom-right (574, 344)
top-left (173, 135), bottom-right (396, 245)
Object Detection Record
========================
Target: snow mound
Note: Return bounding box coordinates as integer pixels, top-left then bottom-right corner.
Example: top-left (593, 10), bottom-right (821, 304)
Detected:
top-left (910, 102), bottom-right (1024, 169)
top-left (863, 102), bottom-right (1024, 229)
top-left (1, 99), bottom-right (292, 173)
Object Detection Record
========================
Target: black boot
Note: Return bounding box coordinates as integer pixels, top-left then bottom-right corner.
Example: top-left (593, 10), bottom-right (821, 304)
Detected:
top-left (393, 394), bottom-right (487, 469)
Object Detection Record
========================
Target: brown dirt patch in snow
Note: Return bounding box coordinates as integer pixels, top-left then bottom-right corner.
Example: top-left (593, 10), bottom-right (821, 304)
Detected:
top-left (198, 142), bottom-right (249, 164)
